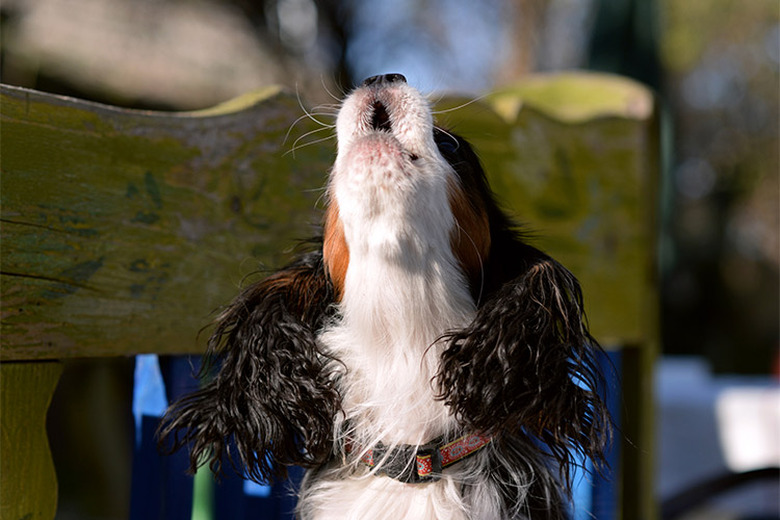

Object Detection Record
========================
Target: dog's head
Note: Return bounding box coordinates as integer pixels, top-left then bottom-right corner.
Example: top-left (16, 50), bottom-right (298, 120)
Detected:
top-left (324, 73), bottom-right (492, 302)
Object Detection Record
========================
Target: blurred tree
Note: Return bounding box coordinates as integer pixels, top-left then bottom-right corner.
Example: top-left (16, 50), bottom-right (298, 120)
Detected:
top-left (657, 0), bottom-right (779, 373)
top-left (493, 0), bottom-right (550, 82)
top-left (587, 0), bottom-right (662, 90)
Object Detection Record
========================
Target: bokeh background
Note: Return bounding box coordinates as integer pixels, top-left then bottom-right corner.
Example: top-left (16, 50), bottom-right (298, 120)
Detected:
top-left (2, 0), bottom-right (778, 519)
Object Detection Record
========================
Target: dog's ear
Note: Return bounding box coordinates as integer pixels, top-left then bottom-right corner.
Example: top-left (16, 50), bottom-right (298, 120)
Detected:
top-left (437, 243), bottom-right (611, 484)
top-left (158, 250), bottom-right (340, 484)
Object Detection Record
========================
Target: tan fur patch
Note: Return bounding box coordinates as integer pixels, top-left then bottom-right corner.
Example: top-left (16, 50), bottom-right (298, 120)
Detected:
top-left (323, 200), bottom-right (350, 301)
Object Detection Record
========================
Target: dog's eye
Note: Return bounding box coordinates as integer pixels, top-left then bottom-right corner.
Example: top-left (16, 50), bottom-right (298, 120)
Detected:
top-left (436, 136), bottom-right (459, 155)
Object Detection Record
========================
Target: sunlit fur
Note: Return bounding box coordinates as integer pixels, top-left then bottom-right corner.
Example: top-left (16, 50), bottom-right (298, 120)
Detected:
top-left (159, 74), bottom-right (611, 520)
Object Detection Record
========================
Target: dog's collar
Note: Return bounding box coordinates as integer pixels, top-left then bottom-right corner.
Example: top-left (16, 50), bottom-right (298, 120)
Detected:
top-left (348, 433), bottom-right (492, 484)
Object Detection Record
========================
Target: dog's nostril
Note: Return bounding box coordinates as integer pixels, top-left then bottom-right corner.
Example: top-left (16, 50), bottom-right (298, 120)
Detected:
top-left (362, 76), bottom-right (379, 87)
top-left (384, 73), bottom-right (407, 84)
top-left (361, 74), bottom-right (407, 87)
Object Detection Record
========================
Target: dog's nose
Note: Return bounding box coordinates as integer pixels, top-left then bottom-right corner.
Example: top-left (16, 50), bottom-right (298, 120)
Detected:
top-left (361, 73), bottom-right (407, 87)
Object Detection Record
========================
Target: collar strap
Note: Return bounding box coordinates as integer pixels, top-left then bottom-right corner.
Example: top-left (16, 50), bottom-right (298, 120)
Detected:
top-left (351, 433), bottom-right (492, 484)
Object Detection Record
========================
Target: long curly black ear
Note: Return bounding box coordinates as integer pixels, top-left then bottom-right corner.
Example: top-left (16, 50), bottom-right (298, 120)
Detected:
top-left (158, 250), bottom-right (340, 484)
top-left (437, 242), bottom-right (611, 486)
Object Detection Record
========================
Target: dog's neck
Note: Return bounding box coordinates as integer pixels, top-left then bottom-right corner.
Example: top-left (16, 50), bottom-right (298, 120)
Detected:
top-left (332, 148), bottom-right (475, 351)
top-left (322, 186), bottom-right (475, 446)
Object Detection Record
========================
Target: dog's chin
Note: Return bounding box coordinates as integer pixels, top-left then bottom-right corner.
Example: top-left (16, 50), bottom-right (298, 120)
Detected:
top-left (337, 133), bottom-right (413, 181)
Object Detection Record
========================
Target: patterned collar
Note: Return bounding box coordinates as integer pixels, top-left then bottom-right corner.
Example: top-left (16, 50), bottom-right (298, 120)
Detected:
top-left (348, 433), bottom-right (492, 484)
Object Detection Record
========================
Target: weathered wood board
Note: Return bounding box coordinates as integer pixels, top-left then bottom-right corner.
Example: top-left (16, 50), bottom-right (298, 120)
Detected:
top-left (2, 86), bottom-right (334, 359)
top-left (1, 73), bottom-right (657, 358)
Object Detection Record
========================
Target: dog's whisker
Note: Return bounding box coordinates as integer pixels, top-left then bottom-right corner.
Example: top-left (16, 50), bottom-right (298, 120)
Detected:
top-left (283, 87), bottom-right (339, 146)
top-left (310, 186), bottom-right (329, 210)
top-left (285, 131), bottom-right (337, 159)
top-left (285, 111), bottom-right (336, 134)
top-left (320, 74), bottom-right (348, 103)
top-left (431, 93), bottom-right (490, 115)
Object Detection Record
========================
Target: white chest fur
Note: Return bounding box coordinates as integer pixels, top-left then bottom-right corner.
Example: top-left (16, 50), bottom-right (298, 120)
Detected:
top-left (323, 160), bottom-right (474, 446)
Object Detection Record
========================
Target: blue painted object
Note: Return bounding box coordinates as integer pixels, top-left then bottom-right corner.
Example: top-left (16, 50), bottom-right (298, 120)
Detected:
top-left (130, 355), bottom-right (201, 520)
top-left (569, 350), bottom-right (622, 520)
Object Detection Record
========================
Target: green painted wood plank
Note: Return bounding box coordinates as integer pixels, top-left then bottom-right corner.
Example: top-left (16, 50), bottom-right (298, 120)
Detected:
top-left (1, 85), bottom-right (333, 360)
top-left (0, 361), bottom-right (63, 520)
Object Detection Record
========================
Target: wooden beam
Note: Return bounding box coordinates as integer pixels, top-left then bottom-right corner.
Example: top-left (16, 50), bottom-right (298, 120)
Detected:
top-left (1, 86), bottom-right (333, 360)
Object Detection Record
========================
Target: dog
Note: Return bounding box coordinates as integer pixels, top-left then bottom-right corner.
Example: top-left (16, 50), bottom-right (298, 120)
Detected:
top-left (160, 73), bottom-right (611, 519)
